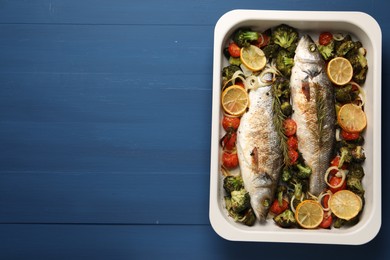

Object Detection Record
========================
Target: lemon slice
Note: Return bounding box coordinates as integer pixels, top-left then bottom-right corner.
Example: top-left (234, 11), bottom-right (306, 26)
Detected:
top-left (329, 190), bottom-right (362, 220)
top-left (240, 45), bottom-right (267, 72)
top-left (221, 85), bottom-right (249, 116)
top-left (326, 57), bottom-right (353, 86)
top-left (337, 103), bottom-right (367, 133)
top-left (295, 200), bottom-right (324, 229)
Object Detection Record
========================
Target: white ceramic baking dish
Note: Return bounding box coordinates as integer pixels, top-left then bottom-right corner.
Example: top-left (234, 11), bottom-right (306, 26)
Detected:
top-left (209, 10), bottom-right (381, 245)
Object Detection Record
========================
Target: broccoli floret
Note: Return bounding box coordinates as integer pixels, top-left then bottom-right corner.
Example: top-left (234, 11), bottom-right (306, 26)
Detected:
top-left (336, 40), bottom-right (355, 57)
top-left (291, 179), bottom-right (303, 199)
top-left (348, 163), bottom-right (365, 180)
top-left (281, 167), bottom-right (293, 182)
top-left (223, 175), bottom-right (244, 194)
top-left (224, 197), bottom-right (256, 226)
top-left (335, 84), bottom-right (359, 103)
top-left (346, 45), bottom-right (368, 84)
top-left (347, 177), bottom-right (365, 197)
top-left (228, 56), bottom-right (242, 66)
top-left (230, 189), bottom-right (251, 213)
top-left (271, 24), bottom-right (299, 52)
top-left (273, 77), bottom-right (291, 100)
top-left (353, 66), bottom-right (368, 85)
top-left (233, 28), bottom-right (259, 48)
top-left (338, 146), bottom-right (353, 168)
top-left (351, 145), bottom-right (366, 163)
top-left (296, 163), bottom-right (312, 179)
top-left (275, 49), bottom-right (295, 77)
top-left (333, 214), bottom-right (360, 228)
top-left (281, 101), bottom-right (292, 116)
top-left (317, 40), bottom-right (335, 60)
top-left (262, 44), bottom-right (280, 60)
top-left (276, 185), bottom-right (288, 205)
top-left (273, 209), bottom-right (297, 228)
top-left (222, 65), bottom-right (241, 84)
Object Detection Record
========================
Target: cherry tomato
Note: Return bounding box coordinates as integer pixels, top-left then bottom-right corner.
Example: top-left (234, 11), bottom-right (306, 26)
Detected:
top-left (221, 132), bottom-right (237, 151)
top-left (256, 33), bottom-right (270, 48)
top-left (287, 136), bottom-right (298, 151)
top-left (330, 155), bottom-right (348, 171)
top-left (319, 213), bottom-right (333, 229)
top-left (322, 193), bottom-right (330, 209)
top-left (222, 151), bottom-right (239, 169)
top-left (328, 176), bottom-right (346, 193)
top-left (283, 118), bottom-right (297, 137)
top-left (341, 129), bottom-right (360, 141)
top-left (228, 42), bottom-right (241, 58)
top-left (288, 149), bottom-right (299, 165)
top-left (235, 80), bottom-right (245, 88)
top-left (270, 199), bottom-right (289, 215)
top-left (222, 116), bottom-right (240, 131)
top-left (319, 32), bottom-right (333, 46)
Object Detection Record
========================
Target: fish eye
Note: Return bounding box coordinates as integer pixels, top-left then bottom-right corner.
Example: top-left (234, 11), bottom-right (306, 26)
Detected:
top-left (309, 43), bottom-right (316, 52)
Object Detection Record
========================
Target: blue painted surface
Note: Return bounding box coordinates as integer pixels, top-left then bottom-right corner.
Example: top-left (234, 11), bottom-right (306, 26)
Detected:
top-left (0, 0), bottom-right (389, 259)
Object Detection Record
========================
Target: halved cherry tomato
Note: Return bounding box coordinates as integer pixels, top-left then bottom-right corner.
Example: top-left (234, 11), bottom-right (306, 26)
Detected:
top-left (283, 118), bottom-right (297, 137)
top-left (235, 80), bottom-right (245, 88)
top-left (322, 193), bottom-right (330, 209)
top-left (341, 129), bottom-right (360, 141)
top-left (328, 176), bottom-right (346, 193)
top-left (288, 149), bottom-right (299, 165)
top-left (222, 116), bottom-right (240, 131)
top-left (287, 136), bottom-right (298, 151)
top-left (270, 199), bottom-right (289, 215)
top-left (319, 32), bottom-right (333, 46)
top-left (256, 33), bottom-right (270, 48)
top-left (330, 155), bottom-right (348, 171)
top-left (319, 213), bottom-right (333, 229)
top-left (228, 42), bottom-right (241, 58)
top-left (222, 151), bottom-right (239, 169)
top-left (221, 132), bottom-right (237, 151)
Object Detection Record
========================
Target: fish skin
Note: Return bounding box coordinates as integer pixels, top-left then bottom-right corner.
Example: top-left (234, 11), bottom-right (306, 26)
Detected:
top-left (290, 35), bottom-right (336, 196)
top-left (236, 86), bottom-right (283, 222)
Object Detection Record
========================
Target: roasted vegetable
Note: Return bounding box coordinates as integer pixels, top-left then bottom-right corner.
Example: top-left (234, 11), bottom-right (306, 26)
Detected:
top-left (273, 77), bottom-right (291, 101)
top-left (228, 56), bottom-right (242, 66)
top-left (345, 42), bottom-right (368, 84)
top-left (335, 84), bottom-right (359, 103)
top-left (282, 167), bottom-right (293, 182)
top-left (224, 197), bottom-right (256, 226)
top-left (347, 177), bottom-right (365, 196)
top-left (275, 49), bottom-right (295, 77)
top-left (348, 163), bottom-right (365, 180)
top-left (317, 40), bottom-right (335, 60)
top-left (222, 65), bottom-right (241, 84)
top-left (271, 24), bottom-right (299, 52)
top-left (233, 28), bottom-right (259, 48)
top-left (338, 146), bottom-right (353, 167)
top-left (273, 209), bottom-right (297, 228)
top-left (223, 175), bottom-right (244, 194)
top-left (230, 189), bottom-right (251, 213)
top-left (296, 163), bottom-right (312, 179)
top-left (262, 43), bottom-right (280, 60)
top-left (351, 145), bottom-right (366, 163)
top-left (281, 101), bottom-right (293, 116)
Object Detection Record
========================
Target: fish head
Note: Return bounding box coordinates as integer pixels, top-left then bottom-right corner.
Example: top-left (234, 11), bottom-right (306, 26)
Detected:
top-left (250, 173), bottom-right (274, 222)
top-left (294, 35), bottom-right (323, 64)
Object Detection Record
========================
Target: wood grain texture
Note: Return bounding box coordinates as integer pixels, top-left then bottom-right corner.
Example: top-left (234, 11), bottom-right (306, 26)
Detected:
top-left (0, 0), bottom-right (389, 258)
top-left (0, 224), bottom-right (388, 259)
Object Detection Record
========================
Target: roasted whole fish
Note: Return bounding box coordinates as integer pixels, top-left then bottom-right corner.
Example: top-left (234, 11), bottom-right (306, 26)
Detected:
top-left (236, 85), bottom-right (283, 222)
top-left (290, 35), bottom-right (336, 196)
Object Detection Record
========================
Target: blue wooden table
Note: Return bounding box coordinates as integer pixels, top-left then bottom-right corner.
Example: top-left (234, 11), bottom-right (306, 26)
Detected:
top-left (0, 1), bottom-right (388, 259)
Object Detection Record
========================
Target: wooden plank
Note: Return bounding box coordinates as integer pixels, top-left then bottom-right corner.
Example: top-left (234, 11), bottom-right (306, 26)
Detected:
top-left (0, 0), bottom-right (377, 25)
top-left (0, 24), bottom-right (213, 74)
top-left (0, 223), bottom-right (387, 259)
top-left (0, 172), bottom-right (210, 224)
